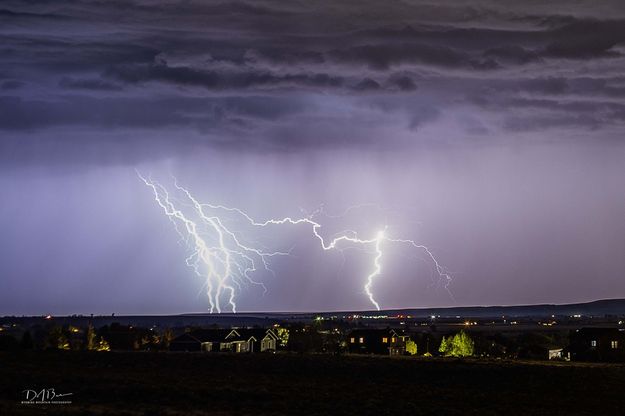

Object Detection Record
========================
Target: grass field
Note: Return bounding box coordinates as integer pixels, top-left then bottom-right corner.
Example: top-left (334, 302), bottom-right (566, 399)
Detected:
top-left (1, 351), bottom-right (624, 415)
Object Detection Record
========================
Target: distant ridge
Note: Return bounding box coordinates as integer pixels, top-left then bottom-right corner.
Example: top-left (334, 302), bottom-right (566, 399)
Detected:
top-left (2, 299), bottom-right (624, 328)
top-left (374, 298), bottom-right (625, 318)
top-left (183, 298), bottom-right (625, 318)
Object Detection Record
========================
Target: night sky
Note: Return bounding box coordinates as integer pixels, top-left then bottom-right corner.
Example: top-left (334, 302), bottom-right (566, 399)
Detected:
top-left (1, 0), bottom-right (625, 315)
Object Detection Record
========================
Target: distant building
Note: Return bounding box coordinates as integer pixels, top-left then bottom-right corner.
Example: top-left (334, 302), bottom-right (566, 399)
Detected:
top-left (548, 348), bottom-right (569, 361)
top-left (168, 333), bottom-right (200, 352)
top-left (518, 343), bottom-right (568, 361)
top-left (169, 329), bottom-right (230, 352)
top-left (233, 328), bottom-right (279, 352)
top-left (219, 329), bottom-right (250, 353)
top-left (568, 328), bottom-right (625, 362)
top-left (347, 329), bottom-right (408, 355)
top-left (169, 328), bottom-right (278, 353)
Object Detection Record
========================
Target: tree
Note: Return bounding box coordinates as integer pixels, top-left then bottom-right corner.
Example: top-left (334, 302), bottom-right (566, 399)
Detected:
top-left (287, 325), bottom-right (322, 353)
top-left (439, 331), bottom-right (474, 357)
top-left (86, 324), bottom-right (97, 350)
top-left (451, 330), bottom-right (474, 357)
top-left (140, 335), bottom-right (151, 350)
top-left (160, 329), bottom-right (174, 350)
top-left (438, 336), bottom-right (449, 355)
top-left (47, 326), bottom-right (69, 350)
top-left (275, 327), bottom-right (289, 348)
top-left (406, 339), bottom-right (417, 355)
top-left (58, 335), bottom-right (70, 350)
top-left (96, 337), bottom-right (110, 351)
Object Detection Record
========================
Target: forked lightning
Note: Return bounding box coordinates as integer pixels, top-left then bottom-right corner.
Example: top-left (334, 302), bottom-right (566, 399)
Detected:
top-left (138, 172), bottom-right (452, 312)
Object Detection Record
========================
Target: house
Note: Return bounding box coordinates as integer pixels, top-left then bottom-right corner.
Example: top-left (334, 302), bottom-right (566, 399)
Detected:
top-left (169, 328), bottom-right (278, 353)
top-left (238, 328), bottom-right (279, 352)
top-left (219, 329), bottom-right (250, 353)
top-left (169, 332), bottom-right (202, 352)
top-left (347, 329), bottom-right (409, 355)
top-left (548, 348), bottom-right (569, 361)
top-left (169, 329), bottom-right (231, 352)
top-left (518, 343), bottom-right (568, 361)
top-left (568, 328), bottom-right (625, 362)
top-left (100, 323), bottom-right (145, 350)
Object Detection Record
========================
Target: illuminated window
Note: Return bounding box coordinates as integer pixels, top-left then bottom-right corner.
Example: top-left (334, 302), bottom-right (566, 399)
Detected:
top-left (359, 337), bottom-right (364, 343)
top-left (391, 337), bottom-right (396, 343)
top-left (382, 337), bottom-right (388, 343)
top-left (611, 341), bottom-right (618, 349)
top-left (591, 340), bottom-right (597, 347)
top-left (350, 337), bottom-right (355, 343)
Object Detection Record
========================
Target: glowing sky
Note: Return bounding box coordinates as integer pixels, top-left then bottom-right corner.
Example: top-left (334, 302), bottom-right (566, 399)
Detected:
top-left (1, 0), bottom-right (625, 314)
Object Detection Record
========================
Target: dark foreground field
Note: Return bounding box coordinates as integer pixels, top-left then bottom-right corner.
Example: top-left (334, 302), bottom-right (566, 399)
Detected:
top-left (1, 352), bottom-right (624, 416)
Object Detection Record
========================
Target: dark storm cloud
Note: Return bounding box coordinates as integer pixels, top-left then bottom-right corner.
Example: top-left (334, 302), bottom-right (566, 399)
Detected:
top-left (387, 75), bottom-right (418, 92)
top-left (0, 7), bottom-right (68, 20)
top-left (1, 0), bottom-right (624, 159)
top-left (105, 62), bottom-right (346, 90)
top-left (543, 20), bottom-right (625, 59)
top-left (352, 78), bottom-right (381, 91)
top-left (483, 46), bottom-right (540, 65)
top-left (326, 43), bottom-right (499, 70)
top-left (59, 77), bottom-right (122, 91)
top-left (1, 79), bottom-right (24, 90)
top-left (0, 95), bottom-right (309, 131)
top-left (0, 35), bottom-right (160, 73)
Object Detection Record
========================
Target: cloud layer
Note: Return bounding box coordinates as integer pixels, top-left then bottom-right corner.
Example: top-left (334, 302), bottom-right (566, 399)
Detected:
top-left (1, 0), bottom-right (624, 163)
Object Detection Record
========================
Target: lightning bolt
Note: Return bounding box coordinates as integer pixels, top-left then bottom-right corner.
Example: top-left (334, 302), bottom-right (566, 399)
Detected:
top-left (138, 172), bottom-right (452, 312)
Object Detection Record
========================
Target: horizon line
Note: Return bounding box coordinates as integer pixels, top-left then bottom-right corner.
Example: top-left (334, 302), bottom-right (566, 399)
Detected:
top-left (2, 297), bottom-right (624, 318)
